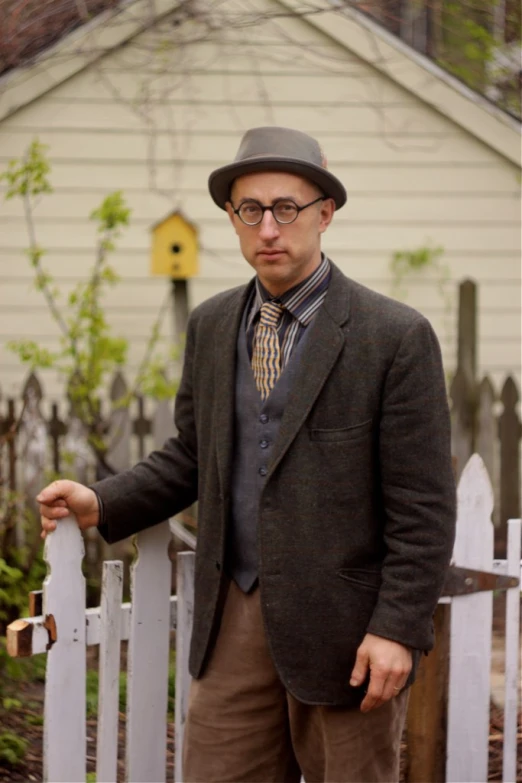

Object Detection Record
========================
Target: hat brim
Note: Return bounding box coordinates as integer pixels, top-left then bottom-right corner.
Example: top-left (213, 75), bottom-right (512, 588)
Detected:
top-left (208, 156), bottom-right (347, 211)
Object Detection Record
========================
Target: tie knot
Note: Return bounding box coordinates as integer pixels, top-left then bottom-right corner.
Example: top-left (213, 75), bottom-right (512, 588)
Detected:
top-left (259, 301), bottom-right (283, 328)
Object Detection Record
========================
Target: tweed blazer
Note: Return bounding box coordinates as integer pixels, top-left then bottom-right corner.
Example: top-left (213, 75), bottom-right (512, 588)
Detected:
top-left (93, 262), bottom-right (456, 707)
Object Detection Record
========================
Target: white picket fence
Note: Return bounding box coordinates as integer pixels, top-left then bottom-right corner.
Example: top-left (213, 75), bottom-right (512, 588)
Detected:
top-left (7, 454), bottom-right (522, 783)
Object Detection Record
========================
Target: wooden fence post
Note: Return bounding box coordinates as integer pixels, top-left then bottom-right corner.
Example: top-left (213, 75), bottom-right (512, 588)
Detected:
top-left (457, 279), bottom-right (477, 383)
top-left (498, 377), bottom-right (521, 557)
top-left (107, 371), bottom-right (131, 472)
top-left (126, 521), bottom-right (172, 783)
top-left (405, 604), bottom-right (449, 782)
top-left (175, 551), bottom-right (195, 783)
top-left (450, 367), bottom-right (475, 481)
top-left (446, 455), bottom-right (494, 782)
top-left (450, 279), bottom-right (477, 481)
top-left (475, 377), bottom-right (496, 490)
top-left (96, 560), bottom-right (124, 783)
top-left (43, 517), bottom-right (86, 783)
top-left (503, 518), bottom-right (521, 782)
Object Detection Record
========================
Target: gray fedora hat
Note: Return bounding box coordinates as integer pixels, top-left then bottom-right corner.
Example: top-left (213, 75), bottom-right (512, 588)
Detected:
top-left (208, 126), bottom-right (347, 211)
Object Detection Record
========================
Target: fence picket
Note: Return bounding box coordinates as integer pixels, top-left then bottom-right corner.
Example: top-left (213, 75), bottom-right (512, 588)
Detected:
top-left (96, 560), bottom-right (124, 783)
top-left (43, 518), bottom-right (86, 783)
top-left (19, 381), bottom-right (47, 546)
top-left (476, 376), bottom-right (496, 488)
top-left (126, 521), bottom-right (172, 783)
top-left (175, 551), bottom-right (195, 783)
top-left (107, 371), bottom-right (132, 472)
top-left (503, 518), bottom-right (521, 783)
top-left (450, 366), bottom-right (475, 480)
top-left (153, 397), bottom-right (176, 449)
top-left (447, 454), bottom-right (494, 783)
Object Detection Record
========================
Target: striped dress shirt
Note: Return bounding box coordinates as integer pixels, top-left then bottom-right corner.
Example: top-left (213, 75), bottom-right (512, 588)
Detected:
top-left (247, 254), bottom-right (331, 368)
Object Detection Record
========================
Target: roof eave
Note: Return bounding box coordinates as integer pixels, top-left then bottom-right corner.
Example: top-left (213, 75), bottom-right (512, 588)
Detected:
top-left (0, 0), bottom-right (183, 123)
top-left (276, 0), bottom-right (521, 167)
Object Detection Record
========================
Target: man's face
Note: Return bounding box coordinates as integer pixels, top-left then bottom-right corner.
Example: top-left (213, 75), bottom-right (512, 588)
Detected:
top-left (225, 171), bottom-right (335, 296)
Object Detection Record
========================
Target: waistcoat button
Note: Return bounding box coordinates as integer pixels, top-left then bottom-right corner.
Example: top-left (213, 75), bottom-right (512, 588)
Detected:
top-left (259, 466), bottom-right (267, 477)
top-left (259, 414), bottom-right (269, 424)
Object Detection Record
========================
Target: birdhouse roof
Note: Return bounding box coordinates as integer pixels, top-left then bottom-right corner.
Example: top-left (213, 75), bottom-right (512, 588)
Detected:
top-left (151, 210), bottom-right (198, 234)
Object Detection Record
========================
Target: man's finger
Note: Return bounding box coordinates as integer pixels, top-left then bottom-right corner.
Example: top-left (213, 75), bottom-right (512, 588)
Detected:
top-left (36, 480), bottom-right (70, 505)
top-left (39, 504), bottom-right (70, 519)
top-left (41, 518), bottom-right (57, 533)
top-left (349, 647), bottom-right (369, 687)
top-left (360, 667), bottom-right (387, 712)
top-left (381, 672), bottom-right (405, 703)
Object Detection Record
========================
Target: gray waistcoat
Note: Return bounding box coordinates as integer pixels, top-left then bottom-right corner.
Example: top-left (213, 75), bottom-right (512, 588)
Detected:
top-left (227, 305), bottom-right (309, 592)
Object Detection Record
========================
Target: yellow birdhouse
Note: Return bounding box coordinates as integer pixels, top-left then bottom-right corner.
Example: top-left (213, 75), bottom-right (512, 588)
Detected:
top-left (150, 211), bottom-right (199, 279)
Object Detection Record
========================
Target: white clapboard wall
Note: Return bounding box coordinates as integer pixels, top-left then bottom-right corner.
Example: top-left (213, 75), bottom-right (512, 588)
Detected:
top-left (6, 454), bottom-right (522, 782)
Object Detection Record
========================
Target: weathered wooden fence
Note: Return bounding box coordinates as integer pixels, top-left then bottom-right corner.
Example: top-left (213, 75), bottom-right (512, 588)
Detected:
top-left (6, 455), bottom-right (521, 783)
top-left (1, 280), bottom-right (519, 561)
top-left (450, 279), bottom-right (521, 556)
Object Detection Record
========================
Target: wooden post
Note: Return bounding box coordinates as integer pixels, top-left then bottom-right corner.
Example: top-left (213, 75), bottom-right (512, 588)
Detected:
top-left (498, 377), bottom-right (521, 557)
top-left (173, 279), bottom-right (189, 343)
top-left (503, 518), bottom-right (521, 782)
top-left (475, 377), bottom-right (496, 484)
top-left (405, 604), bottom-right (449, 782)
top-left (457, 280), bottom-right (477, 384)
top-left (48, 403), bottom-right (66, 474)
top-left (476, 376), bottom-right (498, 525)
top-left (133, 396), bottom-right (152, 461)
top-left (107, 371), bottom-right (131, 473)
top-left (172, 278), bottom-right (189, 380)
top-left (450, 280), bottom-right (477, 479)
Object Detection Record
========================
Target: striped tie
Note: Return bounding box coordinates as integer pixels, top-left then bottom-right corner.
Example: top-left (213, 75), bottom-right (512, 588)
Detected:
top-left (252, 301), bottom-right (284, 400)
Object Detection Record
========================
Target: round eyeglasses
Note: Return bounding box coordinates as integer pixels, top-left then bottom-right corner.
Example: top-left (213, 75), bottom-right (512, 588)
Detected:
top-left (232, 196), bottom-right (325, 226)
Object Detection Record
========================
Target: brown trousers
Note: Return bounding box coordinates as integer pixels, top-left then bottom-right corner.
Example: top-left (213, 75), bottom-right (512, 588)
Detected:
top-left (183, 579), bottom-right (409, 783)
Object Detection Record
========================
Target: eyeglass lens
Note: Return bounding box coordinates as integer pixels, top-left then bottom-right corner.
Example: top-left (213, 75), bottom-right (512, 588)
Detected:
top-left (239, 200), bottom-right (298, 225)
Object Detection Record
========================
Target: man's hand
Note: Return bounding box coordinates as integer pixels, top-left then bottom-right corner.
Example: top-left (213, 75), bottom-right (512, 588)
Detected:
top-left (37, 480), bottom-right (100, 539)
top-left (349, 633), bottom-right (412, 713)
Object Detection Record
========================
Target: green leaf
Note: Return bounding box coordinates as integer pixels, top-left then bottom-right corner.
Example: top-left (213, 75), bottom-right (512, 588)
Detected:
top-left (6, 340), bottom-right (56, 369)
top-left (2, 697), bottom-right (22, 711)
top-left (90, 191), bottom-right (131, 232)
top-left (0, 732), bottom-right (28, 765)
top-left (0, 139), bottom-right (52, 200)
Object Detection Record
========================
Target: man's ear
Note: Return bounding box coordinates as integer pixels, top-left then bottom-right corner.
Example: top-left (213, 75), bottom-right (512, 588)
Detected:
top-left (319, 197), bottom-right (335, 234)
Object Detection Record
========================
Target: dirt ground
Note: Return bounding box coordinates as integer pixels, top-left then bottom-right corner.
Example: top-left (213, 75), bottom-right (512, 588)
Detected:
top-left (0, 676), bottom-right (519, 782)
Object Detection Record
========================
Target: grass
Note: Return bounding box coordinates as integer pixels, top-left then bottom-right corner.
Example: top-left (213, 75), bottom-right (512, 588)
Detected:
top-left (0, 732), bottom-right (28, 766)
top-left (85, 651), bottom-right (176, 719)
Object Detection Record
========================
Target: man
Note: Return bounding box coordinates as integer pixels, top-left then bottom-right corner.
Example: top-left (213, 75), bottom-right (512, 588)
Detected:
top-left (38, 126), bottom-right (456, 782)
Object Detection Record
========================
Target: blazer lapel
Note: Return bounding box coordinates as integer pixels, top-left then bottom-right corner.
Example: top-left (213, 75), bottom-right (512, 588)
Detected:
top-left (214, 281), bottom-right (254, 498)
top-left (266, 263), bottom-right (353, 480)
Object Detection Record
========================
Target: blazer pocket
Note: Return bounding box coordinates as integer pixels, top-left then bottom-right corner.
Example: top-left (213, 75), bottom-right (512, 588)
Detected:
top-left (337, 568), bottom-right (382, 591)
top-left (309, 419), bottom-right (373, 442)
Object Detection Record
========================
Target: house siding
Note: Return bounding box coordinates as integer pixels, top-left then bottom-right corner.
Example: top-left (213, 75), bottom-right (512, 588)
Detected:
top-left (0, 7), bottom-right (520, 399)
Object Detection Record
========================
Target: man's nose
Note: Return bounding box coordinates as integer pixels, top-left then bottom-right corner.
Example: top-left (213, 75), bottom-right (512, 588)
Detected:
top-left (258, 209), bottom-right (280, 240)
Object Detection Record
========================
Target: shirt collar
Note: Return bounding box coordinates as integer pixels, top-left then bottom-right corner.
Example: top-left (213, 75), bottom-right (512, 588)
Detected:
top-left (253, 254), bottom-right (330, 326)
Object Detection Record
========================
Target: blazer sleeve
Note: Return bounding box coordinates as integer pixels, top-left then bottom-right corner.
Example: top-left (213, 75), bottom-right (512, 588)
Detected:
top-left (366, 316), bottom-right (456, 651)
top-left (91, 313), bottom-right (199, 544)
